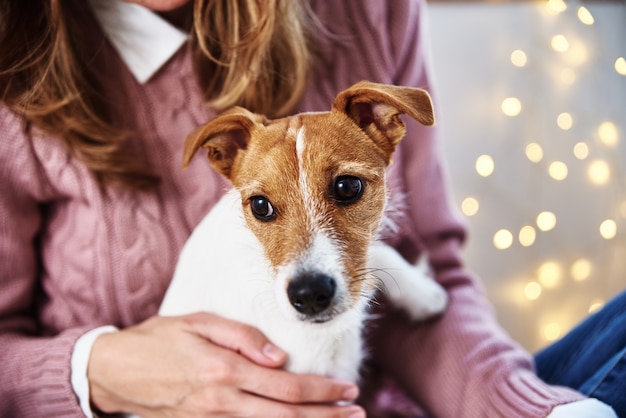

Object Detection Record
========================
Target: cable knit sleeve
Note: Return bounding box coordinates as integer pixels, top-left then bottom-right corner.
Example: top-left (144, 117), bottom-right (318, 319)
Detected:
top-left (0, 108), bottom-right (87, 417)
top-left (368, 1), bottom-right (587, 417)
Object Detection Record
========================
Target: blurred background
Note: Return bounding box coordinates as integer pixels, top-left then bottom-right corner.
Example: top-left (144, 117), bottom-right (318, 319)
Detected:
top-left (426, 0), bottom-right (625, 352)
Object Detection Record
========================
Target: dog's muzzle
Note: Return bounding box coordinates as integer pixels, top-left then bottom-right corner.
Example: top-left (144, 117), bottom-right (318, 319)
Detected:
top-left (287, 272), bottom-right (337, 319)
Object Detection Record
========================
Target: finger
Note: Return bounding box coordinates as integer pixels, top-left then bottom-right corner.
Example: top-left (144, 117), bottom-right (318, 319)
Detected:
top-left (180, 312), bottom-right (287, 367)
top-left (237, 392), bottom-right (366, 418)
top-left (238, 366), bottom-right (360, 405)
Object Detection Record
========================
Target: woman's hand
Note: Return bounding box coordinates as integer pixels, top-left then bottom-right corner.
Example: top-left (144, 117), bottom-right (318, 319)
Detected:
top-left (88, 313), bottom-right (364, 417)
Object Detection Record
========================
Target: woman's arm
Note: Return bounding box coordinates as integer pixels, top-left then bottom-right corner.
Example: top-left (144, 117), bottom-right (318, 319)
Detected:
top-left (370, 1), bottom-right (589, 416)
top-left (0, 108), bottom-right (91, 417)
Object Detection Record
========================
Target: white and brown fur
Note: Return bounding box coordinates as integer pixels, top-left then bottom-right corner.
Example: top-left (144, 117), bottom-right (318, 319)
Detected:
top-left (159, 81), bottom-right (448, 383)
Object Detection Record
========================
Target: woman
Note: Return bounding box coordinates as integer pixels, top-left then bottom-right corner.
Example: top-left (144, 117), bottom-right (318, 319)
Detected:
top-left (0, 0), bottom-right (620, 416)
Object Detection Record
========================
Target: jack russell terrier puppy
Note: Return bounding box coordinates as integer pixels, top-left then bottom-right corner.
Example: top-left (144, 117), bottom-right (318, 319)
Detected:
top-left (159, 81), bottom-right (448, 383)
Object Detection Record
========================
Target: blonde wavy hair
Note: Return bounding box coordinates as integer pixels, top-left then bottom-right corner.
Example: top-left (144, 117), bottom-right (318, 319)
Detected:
top-left (0, 0), bottom-right (316, 189)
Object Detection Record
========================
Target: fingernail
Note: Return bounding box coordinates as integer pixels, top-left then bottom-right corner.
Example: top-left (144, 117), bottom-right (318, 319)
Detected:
top-left (342, 385), bottom-right (359, 401)
top-left (347, 406), bottom-right (365, 418)
top-left (262, 343), bottom-right (285, 362)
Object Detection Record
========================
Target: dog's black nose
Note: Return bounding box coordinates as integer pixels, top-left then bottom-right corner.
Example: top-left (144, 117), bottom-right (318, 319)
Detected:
top-left (287, 273), bottom-right (336, 315)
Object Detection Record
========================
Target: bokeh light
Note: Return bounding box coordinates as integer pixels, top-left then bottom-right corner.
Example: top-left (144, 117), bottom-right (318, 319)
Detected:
top-left (526, 143), bottom-right (544, 163)
top-left (519, 226), bottom-right (536, 247)
top-left (525, 282), bottom-right (542, 300)
top-left (476, 154), bottom-right (495, 177)
top-left (587, 160), bottom-right (610, 185)
top-left (538, 261), bottom-right (562, 288)
top-left (461, 197), bottom-right (480, 217)
top-left (598, 121), bottom-right (619, 146)
top-left (511, 50), bottom-right (528, 67)
top-left (570, 258), bottom-right (592, 281)
top-left (537, 211), bottom-right (557, 231)
top-left (600, 219), bottom-right (617, 240)
top-left (577, 7), bottom-right (594, 25)
top-left (548, 161), bottom-right (568, 181)
top-left (551, 34), bottom-right (569, 53)
top-left (494, 229), bottom-right (514, 250)
top-left (573, 142), bottom-right (589, 160)
top-left (502, 97), bottom-right (522, 117)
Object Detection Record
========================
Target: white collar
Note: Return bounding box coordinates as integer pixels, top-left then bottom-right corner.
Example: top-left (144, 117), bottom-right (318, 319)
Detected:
top-left (88, 0), bottom-right (188, 84)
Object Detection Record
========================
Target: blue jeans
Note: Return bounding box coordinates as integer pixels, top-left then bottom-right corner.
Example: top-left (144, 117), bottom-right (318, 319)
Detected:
top-left (534, 289), bottom-right (626, 417)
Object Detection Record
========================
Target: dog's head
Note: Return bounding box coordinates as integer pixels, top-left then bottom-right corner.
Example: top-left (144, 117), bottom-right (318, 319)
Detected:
top-left (183, 81), bottom-right (434, 323)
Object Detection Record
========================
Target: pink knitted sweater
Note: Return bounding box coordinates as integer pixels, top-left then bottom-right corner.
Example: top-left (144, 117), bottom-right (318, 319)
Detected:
top-left (0, 0), bottom-right (584, 416)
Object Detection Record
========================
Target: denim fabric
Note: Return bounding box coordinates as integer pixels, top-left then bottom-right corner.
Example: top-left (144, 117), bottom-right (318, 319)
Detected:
top-left (535, 290), bottom-right (626, 417)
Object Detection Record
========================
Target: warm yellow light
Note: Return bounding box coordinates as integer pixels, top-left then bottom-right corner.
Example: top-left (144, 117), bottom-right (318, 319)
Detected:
top-left (615, 57), bottom-right (626, 76)
top-left (589, 299), bottom-right (605, 313)
top-left (587, 160), bottom-right (610, 185)
top-left (548, 161), bottom-right (568, 181)
top-left (493, 229), bottom-right (514, 250)
top-left (511, 50), bottom-right (528, 67)
top-left (577, 7), bottom-right (595, 25)
top-left (600, 219), bottom-right (617, 240)
top-left (519, 226), bottom-right (536, 247)
top-left (525, 282), bottom-right (542, 300)
top-left (461, 197), bottom-right (480, 217)
top-left (571, 258), bottom-right (592, 281)
top-left (598, 121), bottom-right (619, 146)
top-left (573, 142), bottom-right (589, 160)
top-left (551, 35), bottom-right (569, 53)
top-left (557, 112), bottom-right (573, 130)
top-left (502, 97), bottom-right (522, 117)
top-left (547, 0), bottom-right (567, 14)
top-left (476, 155), bottom-right (495, 177)
top-left (543, 322), bottom-right (562, 342)
top-left (525, 143), bottom-right (544, 163)
top-left (537, 211), bottom-right (557, 232)
top-left (560, 68), bottom-right (576, 85)
top-left (538, 261), bottom-right (562, 288)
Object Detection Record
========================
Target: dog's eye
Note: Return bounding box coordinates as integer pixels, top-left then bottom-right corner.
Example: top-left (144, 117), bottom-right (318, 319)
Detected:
top-left (332, 176), bottom-right (364, 204)
top-left (250, 196), bottom-right (275, 221)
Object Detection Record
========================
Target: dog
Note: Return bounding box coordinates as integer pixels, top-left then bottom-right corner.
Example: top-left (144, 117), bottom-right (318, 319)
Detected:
top-left (159, 81), bottom-right (448, 383)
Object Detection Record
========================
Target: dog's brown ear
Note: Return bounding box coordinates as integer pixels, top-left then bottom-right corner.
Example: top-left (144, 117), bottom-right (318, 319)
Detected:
top-left (182, 107), bottom-right (264, 179)
top-left (332, 81), bottom-right (434, 157)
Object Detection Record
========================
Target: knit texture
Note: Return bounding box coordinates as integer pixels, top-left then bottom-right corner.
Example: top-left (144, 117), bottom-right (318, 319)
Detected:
top-left (0, 1), bottom-right (584, 416)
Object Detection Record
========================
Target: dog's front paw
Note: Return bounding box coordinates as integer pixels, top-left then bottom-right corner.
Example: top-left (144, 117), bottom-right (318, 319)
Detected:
top-left (397, 275), bottom-right (448, 321)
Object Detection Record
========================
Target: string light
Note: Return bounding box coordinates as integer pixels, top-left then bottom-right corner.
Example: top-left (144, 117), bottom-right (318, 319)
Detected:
top-left (501, 97), bottom-right (522, 117)
top-left (589, 299), bottom-right (605, 313)
top-left (538, 261), bottom-right (563, 288)
top-left (519, 226), bottom-right (536, 247)
top-left (461, 197), bottom-right (480, 216)
top-left (573, 142), bottom-right (589, 160)
top-left (525, 143), bottom-right (544, 163)
top-left (615, 57), bottom-right (626, 76)
top-left (577, 6), bottom-right (595, 25)
top-left (551, 34), bottom-right (569, 53)
top-left (543, 322), bottom-right (562, 341)
top-left (476, 154), bottom-right (495, 177)
top-left (598, 121), bottom-right (619, 146)
top-left (587, 160), bottom-right (610, 185)
top-left (493, 229), bottom-right (514, 250)
top-left (557, 112), bottom-right (573, 130)
top-left (511, 50), bottom-right (528, 67)
top-left (599, 219), bottom-right (617, 240)
top-left (548, 161), bottom-right (568, 180)
top-left (547, 0), bottom-right (567, 14)
top-left (570, 258), bottom-right (592, 281)
top-left (537, 211), bottom-right (557, 231)
top-left (525, 282), bottom-right (542, 300)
